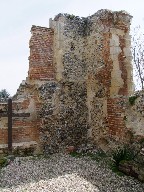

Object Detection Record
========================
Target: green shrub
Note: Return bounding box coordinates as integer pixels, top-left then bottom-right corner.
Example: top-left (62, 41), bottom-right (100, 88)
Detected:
top-left (110, 164), bottom-right (125, 176)
top-left (112, 146), bottom-right (135, 167)
top-left (0, 157), bottom-right (8, 168)
top-left (70, 151), bottom-right (83, 158)
top-left (129, 95), bottom-right (138, 105)
top-left (110, 145), bottom-right (135, 176)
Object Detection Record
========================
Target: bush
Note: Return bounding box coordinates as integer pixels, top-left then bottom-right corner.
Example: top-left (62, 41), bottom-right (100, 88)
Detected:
top-left (112, 145), bottom-right (135, 167)
top-left (110, 145), bottom-right (136, 176)
top-left (0, 157), bottom-right (8, 168)
top-left (129, 95), bottom-right (138, 105)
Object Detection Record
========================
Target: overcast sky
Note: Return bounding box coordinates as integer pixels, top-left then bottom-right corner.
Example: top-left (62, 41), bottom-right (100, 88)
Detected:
top-left (0, 0), bottom-right (144, 95)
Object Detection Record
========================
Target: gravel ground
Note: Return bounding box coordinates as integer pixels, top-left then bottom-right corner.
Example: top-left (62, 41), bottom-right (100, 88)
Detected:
top-left (0, 153), bottom-right (144, 192)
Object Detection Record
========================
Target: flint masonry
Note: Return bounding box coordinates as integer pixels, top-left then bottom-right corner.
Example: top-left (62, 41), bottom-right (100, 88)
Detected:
top-left (0, 10), bottom-right (135, 154)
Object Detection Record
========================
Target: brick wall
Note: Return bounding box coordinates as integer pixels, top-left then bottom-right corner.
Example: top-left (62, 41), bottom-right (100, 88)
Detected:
top-left (0, 26), bottom-right (54, 154)
top-left (28, 26), bottom-right (54, 81)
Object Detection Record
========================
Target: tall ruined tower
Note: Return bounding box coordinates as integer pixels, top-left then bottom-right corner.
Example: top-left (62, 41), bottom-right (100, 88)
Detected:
top-left (37, 10), bottom-right (133, 152)
top-left (0, 10), bottom-right (133, 154)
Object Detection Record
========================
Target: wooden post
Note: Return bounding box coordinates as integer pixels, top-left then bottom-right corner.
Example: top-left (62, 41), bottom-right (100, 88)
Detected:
top-left (0, 99), bottom-right (30, 154)
top-left (8, 98), bottom-right (12, 153)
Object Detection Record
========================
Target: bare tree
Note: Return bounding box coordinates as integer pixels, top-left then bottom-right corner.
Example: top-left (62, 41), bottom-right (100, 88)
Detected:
top-left (132, 26), bottom-right (144, 90)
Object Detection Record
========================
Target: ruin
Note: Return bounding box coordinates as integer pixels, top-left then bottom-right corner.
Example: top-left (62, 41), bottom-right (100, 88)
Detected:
top-left (1, 9), bottom-right (142, 155)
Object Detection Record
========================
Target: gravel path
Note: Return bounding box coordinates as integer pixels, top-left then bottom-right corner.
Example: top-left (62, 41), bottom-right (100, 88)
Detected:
top-left (0, 153), bottom-right (144, 192)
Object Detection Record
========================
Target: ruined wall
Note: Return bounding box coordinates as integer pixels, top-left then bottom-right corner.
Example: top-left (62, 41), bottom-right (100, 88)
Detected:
top-left (0, 10), bottom-right (134, 154)
top-left (0, 26), bottom-right (55, 154)
top-left (85, 10), bottom-right (133, 145)
top-left (39, 10), bottom-right (133, 153)
top-left (39, 15), bottom-right (89, 153)
top-left (28, 26), bottom-right (54, 81)
top-left (39, 82), bottom-right (88, 153)
top-left (125, 91), bottom-right (144, 139)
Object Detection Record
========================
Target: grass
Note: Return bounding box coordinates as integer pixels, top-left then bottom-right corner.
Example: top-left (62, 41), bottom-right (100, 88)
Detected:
top-left (110, 164), bottom-right (125, 176)
top-left (112, 146), bottom-right (135, 166)
top-left (0, 157), bottom-right (8, 168)
top-left (70, 150), bottom-right (107, 162)
top-left (109, 145), bottom-right (136, 176)
top-left (69, 150), bottom-right (126, 176)
top-left (69, 151), bottom-right (84, 158)
top-left (70, 146), bottom-right (136, 177)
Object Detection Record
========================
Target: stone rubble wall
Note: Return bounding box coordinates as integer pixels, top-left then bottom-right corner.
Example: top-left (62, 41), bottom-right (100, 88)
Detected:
top-left (0, 9), bottom-right (137, 155)
top-left (39, 81), bottom-right (88, 153)
top-left (39, 10), bottom-right (134, 153)
top-left (125, 91), bottom-right (144, 139)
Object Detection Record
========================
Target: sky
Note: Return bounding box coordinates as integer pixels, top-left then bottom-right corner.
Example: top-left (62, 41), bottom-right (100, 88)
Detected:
top-left (0, 0), bottom-right (144, 96)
